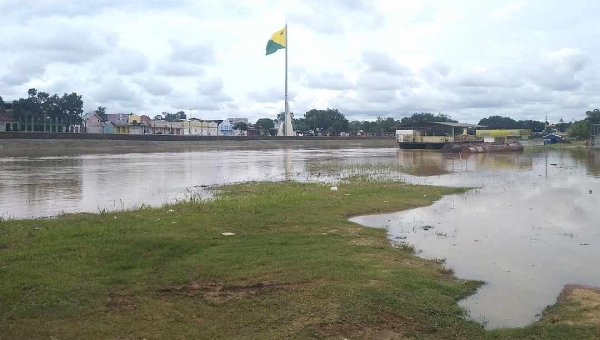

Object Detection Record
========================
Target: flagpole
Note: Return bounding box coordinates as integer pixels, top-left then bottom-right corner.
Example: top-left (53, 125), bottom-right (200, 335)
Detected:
top-left (284, 22), bottom-right (288, 136)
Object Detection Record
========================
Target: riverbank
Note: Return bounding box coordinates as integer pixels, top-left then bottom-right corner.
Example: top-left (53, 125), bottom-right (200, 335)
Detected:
top-left (1, 180), bottom-right (598, 339)
top-left (0, 136), bottom-right (396, 157)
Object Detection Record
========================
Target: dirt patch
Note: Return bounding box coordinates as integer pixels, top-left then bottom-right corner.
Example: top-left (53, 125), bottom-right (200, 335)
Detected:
top-left (158, 281), bottom-right (296, 304)
top-left (315, 312), bottom-right (419, 340)
top-left (105, 294), bottom-right (136, 312)
top-left (557, 285), bottom-right (600, 325)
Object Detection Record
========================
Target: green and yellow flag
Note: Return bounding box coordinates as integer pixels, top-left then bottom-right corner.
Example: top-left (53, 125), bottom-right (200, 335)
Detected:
top-left (265, 27), bottom-right (286, 56)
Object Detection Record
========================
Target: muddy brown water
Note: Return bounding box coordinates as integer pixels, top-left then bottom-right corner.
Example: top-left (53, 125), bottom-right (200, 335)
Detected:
top-left (1, 146), bottom-right (599, 329)
top-left (351, 148), bottom-right (600, 329)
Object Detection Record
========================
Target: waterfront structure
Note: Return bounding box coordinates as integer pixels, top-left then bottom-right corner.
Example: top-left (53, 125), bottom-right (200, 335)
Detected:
top-left (0, 114), bottom-right (18, 132)
top-left (219, 120), bottom-right (234, 136)
top-left (396, 122), bottom-right (485, 149)
top-left (148, 120), bottom-right (184, 135)
top-left (82, 112), bottom-right (104, 134)
top-left (591, 124), bottom-right (600, 148)
top-left (183, 119), bottom-right (223, 136)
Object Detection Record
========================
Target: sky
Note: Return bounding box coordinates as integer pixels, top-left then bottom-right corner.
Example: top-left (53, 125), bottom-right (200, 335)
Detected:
top-left (1, 0), bottom-right (600, 123)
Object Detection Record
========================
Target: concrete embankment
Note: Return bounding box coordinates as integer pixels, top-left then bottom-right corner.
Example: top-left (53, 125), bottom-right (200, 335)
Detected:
top-left (0, 133), bottom-right (396, 157)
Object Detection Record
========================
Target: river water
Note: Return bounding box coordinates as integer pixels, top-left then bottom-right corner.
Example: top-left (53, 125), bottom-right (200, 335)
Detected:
top-left (1, 147), bottom-right (600, 329)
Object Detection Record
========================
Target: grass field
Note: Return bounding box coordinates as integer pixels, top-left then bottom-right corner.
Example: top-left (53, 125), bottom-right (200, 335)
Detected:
top-left (1, 180), bottom-right (598, 339)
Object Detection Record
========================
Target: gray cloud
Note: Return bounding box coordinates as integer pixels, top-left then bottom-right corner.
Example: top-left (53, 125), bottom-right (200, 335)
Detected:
top-left (155, 40), bottom-right (216, 77)
top-left (290, 0), bottom-right (383, 34)
top-left (305, 72), bottom-right (354, 90)
top-left (362, 51), bottom-right (412, 76)
top-left (0, 0), bottom-right (187, 19)
top-left (246, 87), bottom-right (297, 103)
top-left (170, 40), bottom-right (215, 65)
top-left (133, 77), bottom-right (173, 96)
top-left (110, 49), bottom-right (149, 75)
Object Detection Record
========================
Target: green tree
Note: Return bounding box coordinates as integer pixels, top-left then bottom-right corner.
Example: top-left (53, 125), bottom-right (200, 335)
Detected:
top-left (163, 112), bottom-right (186, 122)
top-left (304, 108), bottom-right (349, 135)
top-left (478, 116), bottom-right (518, 129)
top-left (0, 96), bottom-right (5, 114)
top-left (153, 114), bottom-right (163, 120)
top-left (94, 106), bottom-right (107, 122)
top-left (60, 92), bottom-right (84, 126)
top-left (568, 120), bottom-right (590, 140)
top-left (277, 111), bottom-right (294, 122)
top-left (516, 120), bottom-right (545, 132)
top-left (401, 112), bottom-right (456, 124)
top-left (585, 109), bottom-right (600, 124)
top-left (233, 121), bottom-right (249, 131)
top-left (255, 118), bottom-right (275, 136)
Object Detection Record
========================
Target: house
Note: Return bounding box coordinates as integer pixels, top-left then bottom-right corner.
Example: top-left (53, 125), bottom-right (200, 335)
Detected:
top-left (219, 120), bottom-right (234, 136)
top-left (183, 119), bottom-right (223, 135)
top-left (148, 120), bottom-right (184, 135)
top-left (0, 114), bottom-right (18, 132)
top-left (102, 121), bottom-right (115, 134)
top-left (83, 112), bottom-right (104, 134)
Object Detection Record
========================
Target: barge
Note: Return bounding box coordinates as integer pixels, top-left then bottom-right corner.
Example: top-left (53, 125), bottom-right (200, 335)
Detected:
top-left (396, 122), bottom-right (529, 153)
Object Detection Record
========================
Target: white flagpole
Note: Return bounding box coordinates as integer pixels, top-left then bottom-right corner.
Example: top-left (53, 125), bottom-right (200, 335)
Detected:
top-left (284, 22), bottom-right (288, 136)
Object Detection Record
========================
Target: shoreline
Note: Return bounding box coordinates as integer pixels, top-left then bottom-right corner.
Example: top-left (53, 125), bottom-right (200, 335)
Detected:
top-left (1, 180), bottom-right (599, 339)
top-left (0, 136), bottom-right (397, 157)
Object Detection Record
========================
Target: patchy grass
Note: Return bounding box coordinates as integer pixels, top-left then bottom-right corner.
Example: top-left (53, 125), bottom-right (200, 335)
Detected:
top-left (526, 140), bottom-right (588, 151)
top-left (0, 181), bottom-right (598, 339)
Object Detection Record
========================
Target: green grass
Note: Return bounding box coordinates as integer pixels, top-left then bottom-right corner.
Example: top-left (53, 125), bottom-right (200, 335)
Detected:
top-left (526, 140), bottom-right (587, 151)
top-left (1, 180), bottom-right (598, 339)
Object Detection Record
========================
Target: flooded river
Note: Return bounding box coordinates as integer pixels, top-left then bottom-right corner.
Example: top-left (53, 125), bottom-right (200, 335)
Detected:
top-left (1, 146), bottom-right (600, 329)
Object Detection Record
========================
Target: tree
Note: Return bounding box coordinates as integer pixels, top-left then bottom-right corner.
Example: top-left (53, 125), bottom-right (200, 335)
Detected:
top-left (10, 88), bottom-right (83, 131)
top-left (401, 112), bottom-right (456, 124)
top-left (153, 114), bottom-right (163, 120)
top-left (94, 106), bottom-right (107, 121)
top-left (568, 120), bottom-right (590, 140)
top-left (0, 96), bottom-right (5, 114)
top-left (277, 111), bottom-right (294, 122)
top-left (585, 109), bottom-right (600, 124)
top-left (304, 108), bottom-right (349, 135)
top-left (163, 111), bottom-right (186, 122)
top-left (478, 116), bottom-right (518, 129)
top-left (233, 122), bottom-right (249, 131)
top-left (517, 120), bottom-right (545, 132)
top-left (255, 118), bottom-right (275, 135)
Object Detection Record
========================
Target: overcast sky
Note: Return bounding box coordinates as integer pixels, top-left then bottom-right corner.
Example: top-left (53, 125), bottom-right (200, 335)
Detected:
top-left (1, 0), bottom-right (599, 123)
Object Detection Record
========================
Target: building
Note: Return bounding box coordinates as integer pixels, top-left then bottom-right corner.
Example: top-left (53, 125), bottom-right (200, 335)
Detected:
top-left (82, 112), bottom-right (104, 134)
top-left (0, 114), bottom-right (18, 132)
top-left (592, 124), bottom-right (600, 148)
top-left (183, 119), bottom-right (223, 136)
top-left (147, 120), bottom-right (184, 135)
top-left (219, 120), bottom-right (234, 136)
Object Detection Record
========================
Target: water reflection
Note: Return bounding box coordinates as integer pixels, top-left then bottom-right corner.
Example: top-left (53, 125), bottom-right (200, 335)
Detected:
top-left (2, 147), bottom-right (600, 330)
top-left (351, 149), bottom-right (600, 329)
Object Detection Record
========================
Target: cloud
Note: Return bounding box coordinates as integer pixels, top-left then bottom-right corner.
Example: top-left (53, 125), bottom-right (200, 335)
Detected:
top-left (169, 40), bottom-right (215, 65)
top-left (0, 0), bottom-right (187, 19)
top-left (305, 72), bottom-right (354, 90)
top-left (109, 49), bottom-right (149, 75)
top-left (246, 87), bottom-right (297, 103)
top-left (530, 48), bottom-right (589, 91)
top-left (155, 40), bottom-right (216, 77)
top-left (289, 0), bottom-right (383, 34)
top-left (132, 77), bottom-right (173, 96)
top-left (362, 51), bottom-right (413, 76)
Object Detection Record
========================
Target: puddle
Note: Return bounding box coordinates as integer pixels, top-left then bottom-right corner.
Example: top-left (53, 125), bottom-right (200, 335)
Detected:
top-left (351, 148), bottom-right (600, 329)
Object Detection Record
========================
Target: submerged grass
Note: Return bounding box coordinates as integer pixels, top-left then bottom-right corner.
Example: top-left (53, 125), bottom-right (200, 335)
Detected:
top-left (1, 180), bottom-right (598, 339)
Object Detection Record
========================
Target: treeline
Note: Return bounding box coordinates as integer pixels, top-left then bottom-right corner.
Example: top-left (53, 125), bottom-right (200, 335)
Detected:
top-left (254, 111), bottom-right (459, 136)
top-left (10, 89), bottom-right (84, 128)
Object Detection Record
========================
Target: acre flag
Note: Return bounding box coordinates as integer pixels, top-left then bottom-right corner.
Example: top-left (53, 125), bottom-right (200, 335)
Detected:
top-left (266, 27), bottom-right (286, 55)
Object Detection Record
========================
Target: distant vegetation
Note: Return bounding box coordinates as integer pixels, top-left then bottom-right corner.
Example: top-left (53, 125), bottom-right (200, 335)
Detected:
top-left (4, 88), bottom-right (599, 139)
